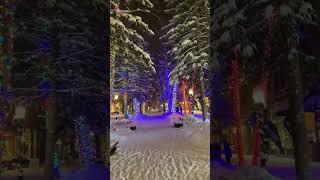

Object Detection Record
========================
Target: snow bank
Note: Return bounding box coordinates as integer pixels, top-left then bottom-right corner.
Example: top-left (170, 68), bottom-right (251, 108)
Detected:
top-left (111, 132), bottom-right (127, 144)
top-left (129, 113), bottom-right (147, 121)
top-left (111, 119), bottom-right (130, 129)
top-left (183, 115), bottom-right (210, 129)
top-left (167, 113), bottom-right (184, 126)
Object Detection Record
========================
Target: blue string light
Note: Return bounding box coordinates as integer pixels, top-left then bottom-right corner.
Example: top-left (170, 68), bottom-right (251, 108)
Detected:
top-left (171, 81), bottom-right (178, 113)
top-left (134, 98), bottom-right (140, 114)
top-left (39, 37), bottom-right (50, 52)
top-left (0, 112), bottom-right (5, 124)
top-left (39, 79), bottom-right (50, 99)
top-left (74, 116), bottom-right (95, 168)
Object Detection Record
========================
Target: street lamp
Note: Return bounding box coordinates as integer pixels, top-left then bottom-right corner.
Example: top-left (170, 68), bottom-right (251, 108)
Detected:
top-left (189, 88), bottom-right (193, 96)
top-left (114, 94), bottom-right (119, 101)
top-left (252, 85), bottom-right (266, 108)
top-left (114, 94), bottom-right (119, 120)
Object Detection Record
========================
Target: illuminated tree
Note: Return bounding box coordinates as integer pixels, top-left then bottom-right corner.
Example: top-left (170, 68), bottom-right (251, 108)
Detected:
top-left (163, 0), bottom-right (210, 119)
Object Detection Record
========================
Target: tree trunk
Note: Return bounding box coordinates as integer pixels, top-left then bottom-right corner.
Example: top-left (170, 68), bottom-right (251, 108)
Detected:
top-left (140, 103), bottom-right (143, 114)
top-left (44, 81), bottom-right (57, 179)
top-left (94, 135), bottom-right (100, 160)
top-left (231, 59), bottom-right (244, 167)
top-left (210, 59), bottom-right (222, 144)
top-left (102, 130), bottom-right (109, 166)
top-left (123, 92), bottom-right (128, 119)
top-left (171, 81), bottom-right (178, 113)
top-left (163, 102), bottom-right (166, 113)
top-left (288, 52), bottom-right (311, 180)
top-left (133, 98), bottom-right (139, 114)
top-left (200, 76), bottom-right (206, 122)
top-left (182, 80), bottom-right (187, 114)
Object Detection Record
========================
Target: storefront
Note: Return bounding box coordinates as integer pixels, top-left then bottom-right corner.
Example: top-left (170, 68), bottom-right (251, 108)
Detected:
top-left (0, 131), bottom-right (16, 161)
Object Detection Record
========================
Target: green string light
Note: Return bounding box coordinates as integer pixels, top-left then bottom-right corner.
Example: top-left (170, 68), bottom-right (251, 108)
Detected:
top-left (53, 152), bottom-right (59, 168)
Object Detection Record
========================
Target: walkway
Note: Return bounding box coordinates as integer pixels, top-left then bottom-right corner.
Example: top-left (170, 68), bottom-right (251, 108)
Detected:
top-left (111, 113), bottom-right (210, 180)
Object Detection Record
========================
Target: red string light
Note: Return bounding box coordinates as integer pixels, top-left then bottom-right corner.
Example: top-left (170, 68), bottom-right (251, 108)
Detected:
top-left (231, 48), bottom-right (244, 167)
top-left (182, 80), bottom-right (187, 114)
top-left (251, 6), bottom-right (278, 166)
top-left (252, 117), bottom-right (262, 166)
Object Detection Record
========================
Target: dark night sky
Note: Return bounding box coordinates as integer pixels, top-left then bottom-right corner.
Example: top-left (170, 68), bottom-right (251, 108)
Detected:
top-left (134, 0), bottom-right (172, 61)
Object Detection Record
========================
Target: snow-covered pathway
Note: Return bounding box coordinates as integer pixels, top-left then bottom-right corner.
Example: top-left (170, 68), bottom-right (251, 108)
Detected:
top-left (111, 114), bottom-right (210, 180)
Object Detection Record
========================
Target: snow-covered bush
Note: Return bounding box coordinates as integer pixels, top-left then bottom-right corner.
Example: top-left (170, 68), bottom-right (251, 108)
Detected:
top-left (168, 113), bottom-right (184, 126)
top-left (111, 119), bottom-right (135, 130)
top-left (129, 120), bottom-right (136, 127)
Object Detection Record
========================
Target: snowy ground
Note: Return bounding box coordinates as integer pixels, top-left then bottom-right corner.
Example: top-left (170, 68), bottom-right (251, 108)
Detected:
top-left (110, 113), bottom-right (210, 180)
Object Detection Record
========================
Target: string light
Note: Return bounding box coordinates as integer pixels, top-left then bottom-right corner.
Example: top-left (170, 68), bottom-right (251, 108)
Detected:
top-left (231, 49), bottom-right (244, 167)
top-left (53, 152), bottom-right (59, 168)
top-left (251, 114), bottom-right (262, 166)
top-left (171, 81), bottom-right (178, 113)
top-left (39, 23), bottom-right (50, 128)
top-left (0, 0), bottom-right (15, 127)
top-left (251, 6), bottom-right (278, 166)
top-left (74, 116), bottom-right (95, 167)
top-left (134, 98), bottom-right (140, 114)
top-left (182, 80), bottom-right (187, 114)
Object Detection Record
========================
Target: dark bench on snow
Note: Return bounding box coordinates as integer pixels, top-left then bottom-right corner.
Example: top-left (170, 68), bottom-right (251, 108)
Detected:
top-left (174, 122), bottom-right (183, 128)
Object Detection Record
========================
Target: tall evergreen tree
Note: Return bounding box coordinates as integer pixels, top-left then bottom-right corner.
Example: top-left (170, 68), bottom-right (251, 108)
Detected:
top-left (163, 0), bottom-right (210, 120)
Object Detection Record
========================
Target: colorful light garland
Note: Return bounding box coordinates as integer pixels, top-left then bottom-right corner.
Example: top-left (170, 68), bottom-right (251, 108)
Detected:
top-left (231, 48), bottom-right (244, 167)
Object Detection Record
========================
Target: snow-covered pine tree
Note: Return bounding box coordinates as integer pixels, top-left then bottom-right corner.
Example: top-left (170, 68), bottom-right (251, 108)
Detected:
top-left (162, 0), bottom-right (209, 120)
top-left (213, 0), bottom-right (318, 178)
top-left (242, 1), bottom-right (317, 178)
top-left (110, 0), bottom-right (156, 112)
top-left (163, 0), bottom-right (209, 81)
top-left (110, 0), bottom-right (155, 69)
top-left (113, 52), bottom-right (155, 112)
top-left (14, 0), bottom-right (109, 176)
